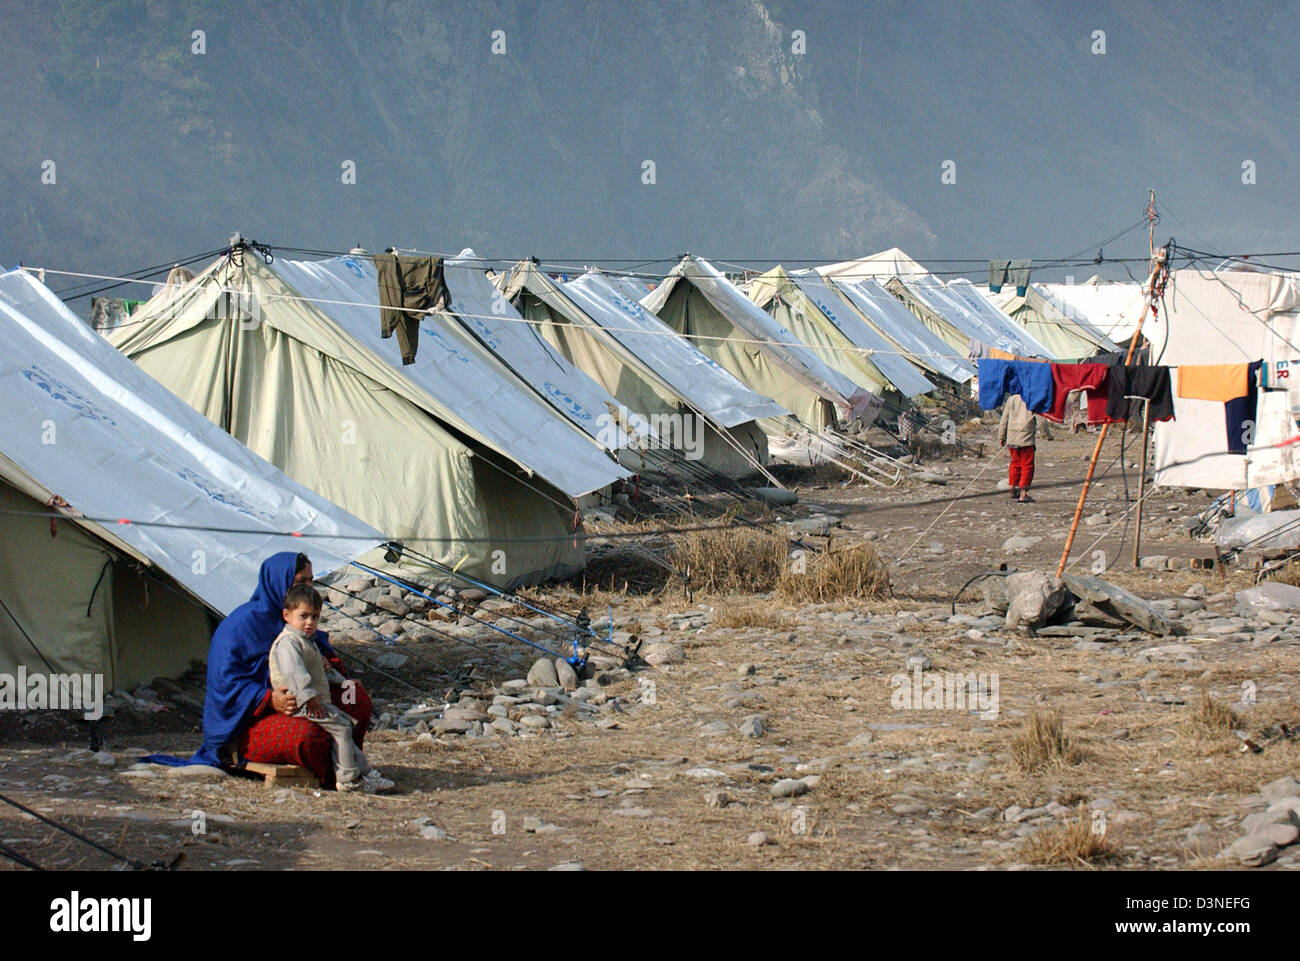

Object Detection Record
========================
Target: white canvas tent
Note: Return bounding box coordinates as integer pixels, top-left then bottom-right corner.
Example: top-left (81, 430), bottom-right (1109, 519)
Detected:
top-left (944, 279), bottom-right (1057, 359)
top-left (815, 248), bottom-right (1052, 358)
top-left (1038, 276), bottom-right (1149, 346)
top-left (642, 255), bottom-right (879, 433)
top-left (268, 253), bottom-right (630, 499)
top-left (748, 268), bottom-right (935, 400)
top-left (442, 250), bottom-right (655, 462)
top-left (111, 250), bottom-right (595, 588)
top-left (0, 268), bottom-right (384, 686)
top-left (829, 278), bottom-right (975, 384)
top-left (981, 283), bottom-right (1120, 359)
top-left (1149, 269), bottom-right (1300, 491)
top-left (816, 247), bottom-right (933, 282)
top-left (502, 261), bottom-right (783, 479)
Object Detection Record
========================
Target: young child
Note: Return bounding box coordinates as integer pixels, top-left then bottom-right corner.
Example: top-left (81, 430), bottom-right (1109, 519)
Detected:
top-left (998, 392), bottom-right (1037, 503)
top-left (269, 585), bottom-right (394, 793)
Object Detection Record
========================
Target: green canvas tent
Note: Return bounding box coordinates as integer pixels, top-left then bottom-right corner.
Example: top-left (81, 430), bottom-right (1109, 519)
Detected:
top-left (746, 266), bottom-right (935, 404)
top-left (110, 251), bottom-right (603, 589)
top-left (0, 267), bottom-right (383, 688)
top-left (981, 283), bottom-right (1119, 359)
top-left (501, 261), bottom-right (780, 480)
top-left (641, 256), bottom-right (879, 434)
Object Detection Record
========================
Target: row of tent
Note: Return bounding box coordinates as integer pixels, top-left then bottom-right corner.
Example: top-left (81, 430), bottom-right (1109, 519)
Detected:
top-left (0, 241), bottom-right (1256, 687)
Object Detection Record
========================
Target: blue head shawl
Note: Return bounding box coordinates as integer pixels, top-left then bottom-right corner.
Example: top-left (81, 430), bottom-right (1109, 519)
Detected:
top-left (145, 551), bottom-right (336, 767)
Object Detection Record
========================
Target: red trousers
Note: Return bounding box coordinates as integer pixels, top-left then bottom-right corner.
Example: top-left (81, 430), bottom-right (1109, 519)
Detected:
top-left (238, 682), bottom-right (372, 788)
top-left (1008, 445), bottom-right (1035, 490)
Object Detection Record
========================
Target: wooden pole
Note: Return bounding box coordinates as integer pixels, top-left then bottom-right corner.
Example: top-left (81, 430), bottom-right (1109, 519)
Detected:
top-left (1131, 397), bottom-right (1151, 567)
top-left (1055, 254), bottom-right (1165, 578)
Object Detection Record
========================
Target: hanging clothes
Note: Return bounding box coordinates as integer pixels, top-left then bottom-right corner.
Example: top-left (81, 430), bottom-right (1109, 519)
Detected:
top-left (977, 358), bottom-right (1054, 413)
top-left (988, 259), bottom-right (1011, 293)
top-left (1177, 363), bottom-right (1251, 403)
top-left (1224, 361), bottom-right (1262, 455)
top-left (373, 253), bottom-right (448, 364)
top-left (1093, 345), bottom-right (1149, 367)
top-left (1044, 362), bottom-right (1109, 424)
top-left (1009, 259), bottom-right (1032, 296)
top-left (1104, 363), bottom-right (1174, 423)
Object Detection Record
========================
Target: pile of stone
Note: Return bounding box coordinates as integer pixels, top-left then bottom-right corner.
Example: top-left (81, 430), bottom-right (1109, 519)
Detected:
top-left (375, 655), bottom-right (635, 743)
top-left (1218, 776), bottom-right (1300, 866)
top-left (319, 575), bottom-right (547, 644)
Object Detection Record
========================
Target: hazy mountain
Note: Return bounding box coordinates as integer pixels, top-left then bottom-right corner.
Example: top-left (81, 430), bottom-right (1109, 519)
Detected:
top-left (2, 0), bottom-right (1298, 299)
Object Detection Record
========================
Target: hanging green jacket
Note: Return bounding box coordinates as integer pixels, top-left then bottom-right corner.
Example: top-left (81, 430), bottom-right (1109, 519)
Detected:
top-left (373, 253), bottom-right (448, 364)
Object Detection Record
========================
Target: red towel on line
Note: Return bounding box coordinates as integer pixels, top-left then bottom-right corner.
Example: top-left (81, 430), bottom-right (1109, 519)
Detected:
top-left (1043, 362), bottom-right (1109, 424)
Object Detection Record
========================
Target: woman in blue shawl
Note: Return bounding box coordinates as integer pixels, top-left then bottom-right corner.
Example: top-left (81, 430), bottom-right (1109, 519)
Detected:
top-left (149, 552), bottom-right (372, 787)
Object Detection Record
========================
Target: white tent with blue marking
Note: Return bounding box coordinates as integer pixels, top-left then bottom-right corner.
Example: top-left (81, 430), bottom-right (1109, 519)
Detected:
top-left (0, 267), bottom-right (385, 686)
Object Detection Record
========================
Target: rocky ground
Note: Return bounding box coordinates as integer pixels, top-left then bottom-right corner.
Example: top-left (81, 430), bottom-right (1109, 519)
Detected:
top-left (4, 420), bottom-right (1300, 871)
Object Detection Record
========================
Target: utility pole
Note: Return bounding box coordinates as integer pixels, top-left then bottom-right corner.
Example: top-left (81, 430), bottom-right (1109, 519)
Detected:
top-left (1057, 191), bottom-right (1169, 578)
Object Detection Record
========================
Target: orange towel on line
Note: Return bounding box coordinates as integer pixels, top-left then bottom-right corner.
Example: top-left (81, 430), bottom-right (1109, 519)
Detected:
top-left (989, 347), bottom-right (1047, 362)
top-left (1176, 363), bottom-right (1250, 402)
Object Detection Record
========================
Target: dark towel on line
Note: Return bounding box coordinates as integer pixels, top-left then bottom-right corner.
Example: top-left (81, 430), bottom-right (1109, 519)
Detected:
top-left (374, 253), bottom-right (448, 364)
top-left (1105, 363), bottom-right (1174, 424)
top-left (1225, 361), bottom-right (1262, 455)
top-left (978, 358), bottom-right (1054, 413)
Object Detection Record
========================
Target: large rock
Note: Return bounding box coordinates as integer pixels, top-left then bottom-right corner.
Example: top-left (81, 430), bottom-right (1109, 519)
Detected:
top-left (643, 643), bottom-right (684, 667)
top-left (554, 658), bottom-right (579, 692)
top-left (1062, 574), bottom-right (1184, 636)
top-left (375, 594), bottom-right (409, 616)
top-left (1004, 571), bottom-right (1071, 630)
top-left (983, 575), bottom-right (1010, 613)
top-left (1224, 835), bottom-right (1279, 866)
top-left (527, 658), bottom-right (560, 688)
top-left (1236, 583), bottom-right (1300, 617)
top-left (166, 764), bottom-right (227, 782)
top-left (1261, 776), bottom-right (1300, 801)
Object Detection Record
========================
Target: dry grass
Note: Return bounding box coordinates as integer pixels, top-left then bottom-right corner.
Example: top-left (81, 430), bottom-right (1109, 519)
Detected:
top-left (1018, 808), bottom-right (1120, 867)
top-left (777, 543), bottom-right (891, 603)
top-left (1266, 559), bottom-right (1300, 588)
top-left (668, 526), bottom-right (785, 594)
top-left (667, 526), bottom-right (891, 602)
top-left (1191, 691), bottom-right (1239, 736)
top-left (1012, 711), bottom-right (1082, 772)
top-left (713, 609), bottom-right (798, 630)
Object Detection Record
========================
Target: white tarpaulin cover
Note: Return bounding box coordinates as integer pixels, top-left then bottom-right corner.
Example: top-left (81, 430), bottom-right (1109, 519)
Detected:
top-left (833, 278), bottom-right (975, 384)
top-left (564, 271), bottom-right (788, 427)
top-left (643, 255), bottom-right (873, 418)
top-left (815, 247), bottom-right (932, 282)
top-left (1039, 277), bottom-right (1149, 345)
top-left (0, 268), bottom-right (384, 615)
top-left (945, 279), bottom-right (1056, 359)
top-left (901, 276), bottom-right (1013, 349)
top-left (270, 255), bottom-right (629, 498)
top-left (605, 275), bottom-right (655, 303)
top-left (816, 248), bottom-right (1053, 359)
top-left (1152, 269), bottom-right (1300, 490)
top-left (787, 272), bottom-right (935, 399)
top-left (981, 284), bottom-right (1119, 359)
top-left (444, 250), bottom-right (647, 450)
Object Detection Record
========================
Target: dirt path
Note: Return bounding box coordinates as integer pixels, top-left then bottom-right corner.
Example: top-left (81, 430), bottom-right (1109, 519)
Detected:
top-left (4, 423), bottom-right (1299, 871)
